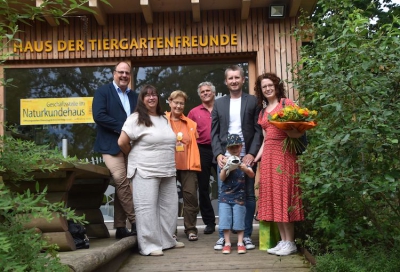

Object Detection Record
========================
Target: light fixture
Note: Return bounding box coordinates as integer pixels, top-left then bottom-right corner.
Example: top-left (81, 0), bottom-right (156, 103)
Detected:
top-left (269, 5), bottom-right (285, 18)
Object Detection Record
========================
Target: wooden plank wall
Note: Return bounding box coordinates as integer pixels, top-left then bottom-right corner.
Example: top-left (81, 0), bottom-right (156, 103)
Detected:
top-left (7, 8), bottom-right (300, 99)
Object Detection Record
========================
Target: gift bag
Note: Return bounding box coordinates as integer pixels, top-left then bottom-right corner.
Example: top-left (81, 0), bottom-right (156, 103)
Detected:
top-left (259, 220), bottom-right (280, 251)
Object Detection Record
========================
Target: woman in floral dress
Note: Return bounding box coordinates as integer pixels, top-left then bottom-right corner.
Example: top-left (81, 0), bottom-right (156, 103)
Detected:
top-left (254, 73), bottom-right (304, 256)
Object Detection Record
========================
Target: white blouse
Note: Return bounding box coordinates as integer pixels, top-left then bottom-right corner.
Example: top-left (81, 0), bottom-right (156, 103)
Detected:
top-left (122, 113), bottom-right (176, 178)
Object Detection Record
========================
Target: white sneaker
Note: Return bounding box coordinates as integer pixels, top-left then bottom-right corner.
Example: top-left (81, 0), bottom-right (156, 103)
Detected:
top-left (243, 237), bottom-right (256, 250)
top-left (267, 241), bottom-right (286, 255)
top-left (214, 238), bottom-right (225, 250)
top-left (173, 241), bottom-right (185, 248)
top-left (275, 241), bottom-right (297, 256)
top-left (149, 250), bottom-right (164, 256)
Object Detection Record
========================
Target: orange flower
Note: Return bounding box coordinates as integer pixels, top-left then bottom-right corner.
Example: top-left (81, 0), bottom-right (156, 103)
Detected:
top-left (268, 103), bottom-right (318, 155)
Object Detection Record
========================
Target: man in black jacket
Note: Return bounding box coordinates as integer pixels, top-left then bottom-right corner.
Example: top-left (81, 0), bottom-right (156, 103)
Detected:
top-left (92, 62), bottom-right (137, 239)
top-left (211, 65), bottom-right (262, 250)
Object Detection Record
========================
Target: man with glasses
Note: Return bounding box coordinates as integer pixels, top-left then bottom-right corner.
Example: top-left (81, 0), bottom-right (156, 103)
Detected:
top-left (187, 82), bottom-right (217, 235)
top-left (92, 62), bottom-right (138, 239)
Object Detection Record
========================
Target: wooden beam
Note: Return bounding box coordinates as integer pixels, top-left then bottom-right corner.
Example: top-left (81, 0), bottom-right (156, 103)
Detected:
top-left (241, 0), bottom-right (251, 20)
top-left (248, 58), bottom-right (256, 95)
top-left (89, 0), bottom-right (107, 25)
top-left (191, 0), bottom-right (200, 22)
top-left (289, 0), bottom-right (301, 17)
top-left (140, 0), bottom-right (153, 24)
top-left (36, 0), bottom-right (58, 27)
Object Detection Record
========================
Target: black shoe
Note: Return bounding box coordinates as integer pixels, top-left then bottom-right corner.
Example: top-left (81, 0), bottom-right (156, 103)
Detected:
top-left (204, 224), bottom-right (215, 234)
top-left (130, 223), bottom-right (137, 236)
top-left (116, 227), bottom-right (136, 239)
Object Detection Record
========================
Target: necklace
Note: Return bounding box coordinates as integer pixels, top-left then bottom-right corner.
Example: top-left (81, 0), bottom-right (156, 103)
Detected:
top-left (171, 118), bottom-right (183, 141)
top-left (171, 118), bottom-right (184, 152)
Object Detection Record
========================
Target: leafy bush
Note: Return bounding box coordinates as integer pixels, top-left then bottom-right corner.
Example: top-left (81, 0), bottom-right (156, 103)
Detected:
top-left (312, 244), bottom-right (400, 272)
top-left (0, 1), bottom-right (109, 271)
top-left (0, 133), bottom-right (85, 271)
top-left (292, 0), bottom-right (400, 255)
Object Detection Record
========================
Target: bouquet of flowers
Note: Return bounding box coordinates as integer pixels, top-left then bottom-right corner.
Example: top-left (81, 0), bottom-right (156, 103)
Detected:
top-left (268, 104), bottom-right (317, 154)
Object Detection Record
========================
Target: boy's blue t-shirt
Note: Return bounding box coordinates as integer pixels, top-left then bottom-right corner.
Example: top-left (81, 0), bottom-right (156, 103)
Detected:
top-left (219, 168), bottom-right (246, 206)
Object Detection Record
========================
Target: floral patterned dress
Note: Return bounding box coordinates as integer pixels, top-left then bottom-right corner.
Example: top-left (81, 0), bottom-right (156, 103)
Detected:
top-left (257, 98), bottom-right (304, 222)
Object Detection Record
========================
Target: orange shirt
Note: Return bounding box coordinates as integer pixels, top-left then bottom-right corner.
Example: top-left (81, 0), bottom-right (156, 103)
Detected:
top-left (165, 112), bottom-right (201, 171)
top-left (170, 119), bottom-right (190, 169)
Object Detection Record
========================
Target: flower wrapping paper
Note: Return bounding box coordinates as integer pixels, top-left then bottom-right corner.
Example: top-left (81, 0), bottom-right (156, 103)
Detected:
top-left (268, 120), bottom-right (317, 133)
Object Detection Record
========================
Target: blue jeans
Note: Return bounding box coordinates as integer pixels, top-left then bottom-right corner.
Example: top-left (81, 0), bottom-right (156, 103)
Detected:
top-left (218, 202), bottom-right (246, 231)
top-left (217, 165), bottom-right (256, 238)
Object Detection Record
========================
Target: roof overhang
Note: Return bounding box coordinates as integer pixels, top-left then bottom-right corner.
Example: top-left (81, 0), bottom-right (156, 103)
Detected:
top-left (29, 0), bottom-right (318, 26)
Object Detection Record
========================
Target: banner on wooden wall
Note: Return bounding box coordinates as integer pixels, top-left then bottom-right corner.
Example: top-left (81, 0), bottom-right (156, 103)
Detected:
top-left (20, 97), bottom-right (94, 125)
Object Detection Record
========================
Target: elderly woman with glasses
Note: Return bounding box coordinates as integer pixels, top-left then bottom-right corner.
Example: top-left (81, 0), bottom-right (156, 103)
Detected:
top-left (165, 90), bottom-right (201, 242)
top-left (118, 85), bottom-right (185, 256)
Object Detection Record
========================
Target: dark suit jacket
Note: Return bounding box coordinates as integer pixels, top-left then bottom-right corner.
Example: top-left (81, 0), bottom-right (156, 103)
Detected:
top-left (211, 92), bottom-right (262, 161)
top-left (92, 82), bottom-right (138, 155)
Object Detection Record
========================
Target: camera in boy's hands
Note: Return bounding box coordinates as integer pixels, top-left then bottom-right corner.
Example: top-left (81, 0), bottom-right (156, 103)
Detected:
top-left (223, 155), bottom-right (241, 176)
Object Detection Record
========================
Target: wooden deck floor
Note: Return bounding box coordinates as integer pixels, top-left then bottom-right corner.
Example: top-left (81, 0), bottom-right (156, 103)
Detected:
top-left (118, 225), bottom-right (311, 272)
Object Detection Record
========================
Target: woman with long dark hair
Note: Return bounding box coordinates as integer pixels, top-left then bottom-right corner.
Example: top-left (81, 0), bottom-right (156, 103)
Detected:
top-left (118, 85), bottom-right (184, 256)
top-left (254, 73), bottom-right (304, 256)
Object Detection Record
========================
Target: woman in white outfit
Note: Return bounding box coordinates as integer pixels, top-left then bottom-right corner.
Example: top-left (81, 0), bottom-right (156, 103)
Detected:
top-left (118, 84), bottom-right (184, 256)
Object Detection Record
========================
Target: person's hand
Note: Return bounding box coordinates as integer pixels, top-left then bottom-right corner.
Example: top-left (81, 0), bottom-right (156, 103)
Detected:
top-left (223, 156), bottom-right (241, 176)
top-left (217, 154), bottom-right (227, 169)
top-left (238, 163), bottom-right (247, 171)
top-left (284, 127), bottom-right (303, 138)
top-left (242, 154), bottom-right (255, 167)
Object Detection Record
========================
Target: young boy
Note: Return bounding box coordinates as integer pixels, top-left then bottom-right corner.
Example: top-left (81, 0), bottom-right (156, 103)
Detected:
top-left (219, 134), bottom-right (255, 254)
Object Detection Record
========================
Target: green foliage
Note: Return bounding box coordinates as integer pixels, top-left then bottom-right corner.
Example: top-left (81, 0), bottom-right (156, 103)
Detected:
top-left (0, 1), bottom-right (110, 271)
top-left (0, 133), bottom-right (87, 271)
top-left (0, 130), bottom-right (78, 181)
top-left (292, 0), bottom-right (400, 255)
top-left (0, 185), bottom-right (68, 272)
top-left (312, 244), bottom-right (400, 272)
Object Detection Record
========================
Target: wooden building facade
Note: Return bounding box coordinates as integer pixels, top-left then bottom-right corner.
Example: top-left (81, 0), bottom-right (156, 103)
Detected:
top-left (0, 0), bottom-right (316, 139)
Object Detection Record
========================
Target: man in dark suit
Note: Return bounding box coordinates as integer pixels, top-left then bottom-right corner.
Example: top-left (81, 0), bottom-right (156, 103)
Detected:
top-left (211, 65), bottom-right (262, 250)
top-left (92, 62), bottom-right (138, 239)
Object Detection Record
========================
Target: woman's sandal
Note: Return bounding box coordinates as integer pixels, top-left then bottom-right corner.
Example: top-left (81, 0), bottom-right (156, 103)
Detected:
top-left (187, 233), bottom-right (198, 241)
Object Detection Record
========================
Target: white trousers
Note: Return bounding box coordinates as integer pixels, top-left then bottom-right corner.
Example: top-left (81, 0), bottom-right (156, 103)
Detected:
top-left (132, 173), bottom-right (178, 255)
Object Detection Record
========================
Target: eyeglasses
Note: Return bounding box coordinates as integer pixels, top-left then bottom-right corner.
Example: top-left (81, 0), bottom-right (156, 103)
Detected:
top-left (171, 100), bottom-right (185, 106)
top-left (115, 70), bottom-right (131, 76)
top-left (262, 84), bottom-right (275, 89)
top-left (144, 93), bottom-right (158, 98)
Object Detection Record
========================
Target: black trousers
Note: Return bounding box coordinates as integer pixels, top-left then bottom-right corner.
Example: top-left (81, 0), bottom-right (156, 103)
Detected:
top-left (197, 144), bottom-right (217, 226)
